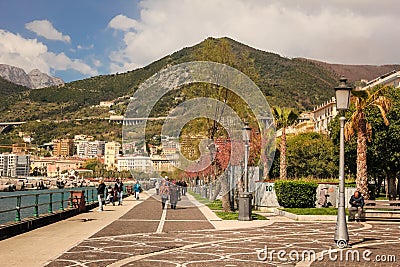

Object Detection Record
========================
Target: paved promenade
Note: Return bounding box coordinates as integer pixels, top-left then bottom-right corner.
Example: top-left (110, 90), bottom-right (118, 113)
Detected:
top-left (1, 190), bottom-right (399, 266)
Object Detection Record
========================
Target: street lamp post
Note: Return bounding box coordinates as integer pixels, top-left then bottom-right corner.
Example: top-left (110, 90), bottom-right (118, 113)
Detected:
top-left (238, 123), bottom-right (252, 221)
top-left (334, 76), bottom-right (352, 249)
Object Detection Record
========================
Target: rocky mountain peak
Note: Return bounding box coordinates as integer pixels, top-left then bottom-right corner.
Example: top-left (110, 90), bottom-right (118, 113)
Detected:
top-left (28, 68), bottom-right (64, 89)
top-left (0, 64), bottom-right (33, 88)
top-left (0, 64), bottom-right (64, 89)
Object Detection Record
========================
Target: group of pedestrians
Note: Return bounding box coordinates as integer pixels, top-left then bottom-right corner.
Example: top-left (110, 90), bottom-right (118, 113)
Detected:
top-left (158, 179), bottom-right (187, 210)
top-left (97, 178), bottom-right (141, 211)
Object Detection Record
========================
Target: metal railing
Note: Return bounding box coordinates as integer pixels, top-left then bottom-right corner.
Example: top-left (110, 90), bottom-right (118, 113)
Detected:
top-left (0, 188), bottom-right (97, 224)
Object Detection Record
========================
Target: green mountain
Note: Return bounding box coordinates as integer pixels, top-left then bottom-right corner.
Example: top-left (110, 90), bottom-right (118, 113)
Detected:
top-left (1, 37), bottom-right (399, 123)
top-left (0, 77), bottom-right (30, 115)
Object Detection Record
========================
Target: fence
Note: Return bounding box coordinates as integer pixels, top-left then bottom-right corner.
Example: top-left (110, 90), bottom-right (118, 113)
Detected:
top-left (0, 188), bottom-right (98, 224)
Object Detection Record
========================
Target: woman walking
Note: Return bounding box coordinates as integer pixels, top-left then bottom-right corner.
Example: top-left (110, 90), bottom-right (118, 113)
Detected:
top-left (169, 181), bottom-right (179, 210)
top-left (159, 180), bottom-right (170, 210)
top-left (114, 178), bottom-right (124, 205)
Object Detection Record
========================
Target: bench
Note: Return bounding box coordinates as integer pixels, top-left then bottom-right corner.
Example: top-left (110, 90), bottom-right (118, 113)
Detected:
top-left (357, 200), bottom-right (400, 221)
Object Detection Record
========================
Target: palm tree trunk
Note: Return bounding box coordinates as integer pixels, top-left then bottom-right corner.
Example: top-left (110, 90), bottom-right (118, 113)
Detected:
top-left (280, 127), bottom-right (287, 180)
top-left (356, 116), bottom-right (369, 199)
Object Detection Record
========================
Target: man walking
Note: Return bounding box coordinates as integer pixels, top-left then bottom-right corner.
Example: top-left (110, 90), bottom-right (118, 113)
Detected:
top-left (97, 180), bottom-right (106, 212)
top-left (114, 178), bottom-right (124, 205)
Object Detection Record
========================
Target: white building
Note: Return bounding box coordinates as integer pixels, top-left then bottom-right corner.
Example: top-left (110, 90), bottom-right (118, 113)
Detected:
top-left (362, 70), bottom-right (400, 90)
top-left (0, 154), bottom-right (30, 177)
top-left (117, 155), bottom-right (153, 173)
top-left (105, 141), bottom-right (121, 169)
top-left (75, 140), bottom-right (105, 158)
top-left (311, 97), bottom-right (338, 134)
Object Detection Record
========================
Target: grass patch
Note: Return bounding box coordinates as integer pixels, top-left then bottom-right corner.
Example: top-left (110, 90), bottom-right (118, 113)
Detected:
top-left (189, 190), bottom-right (266, 220)
top-left (188, 190), bottom-right (210, 204)
top-left (215, 211), bottom-right (267, 220)
top-left (375, 196), bottom-right (389, 200)
top-left (280, 208), bottom-right (349, 216)
top-left (188, 190), bottom-right (223, 210)
top-left (206, 199), bottom-right (223, 210)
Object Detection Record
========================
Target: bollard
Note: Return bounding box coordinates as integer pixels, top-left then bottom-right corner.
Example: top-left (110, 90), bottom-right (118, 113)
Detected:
top-left (15, 196), bottom-right (21, 222)
top-left (60, 192), bottom-right (64, 211)
top-left (48, 193), bottom-right (53, 213)
top-left (34, 194), bottom-right (39, 217)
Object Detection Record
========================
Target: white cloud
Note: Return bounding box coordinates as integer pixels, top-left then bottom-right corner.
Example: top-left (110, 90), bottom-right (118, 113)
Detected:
top-left (25, 20), bottom-right (71, 43)
top-left (77, 44), bottom-right (94, 50)
top-left (108, 0), bottom-right (400, 73)
top-left (108, 14), bottom-right (139, 32)
top-left (0, 29), bottom-right (97, 76)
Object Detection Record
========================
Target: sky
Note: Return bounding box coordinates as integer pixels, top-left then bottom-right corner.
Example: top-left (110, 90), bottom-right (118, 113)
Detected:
top-left (1, 0), bottom-right (400, 82)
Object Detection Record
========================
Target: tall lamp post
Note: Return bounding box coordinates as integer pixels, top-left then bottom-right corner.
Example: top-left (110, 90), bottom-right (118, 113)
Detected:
top-left (238, 123), bottom-right (252, 221)
top-left (334, 76), bottom-right (352, 249)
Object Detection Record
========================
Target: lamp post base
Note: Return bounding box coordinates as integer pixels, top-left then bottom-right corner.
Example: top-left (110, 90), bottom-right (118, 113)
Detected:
top-left (238, 192), bottom-right (252, 221)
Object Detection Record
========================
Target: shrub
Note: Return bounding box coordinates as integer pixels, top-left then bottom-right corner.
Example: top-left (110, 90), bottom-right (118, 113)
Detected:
top-left (274, 180), bottom-right (318, 208)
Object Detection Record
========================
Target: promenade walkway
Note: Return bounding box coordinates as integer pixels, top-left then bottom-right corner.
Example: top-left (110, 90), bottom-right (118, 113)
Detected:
top-left (1, 190), bottom-right (399, 266)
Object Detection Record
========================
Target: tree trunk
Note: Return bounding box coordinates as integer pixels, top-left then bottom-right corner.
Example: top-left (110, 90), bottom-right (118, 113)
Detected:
top-left (210, 179), bottom-right (221, 201)
top-left (397, 177), bottom-right (400, 200)
top-left (387, 171), bottom-right (397, 200)
top-left (376, 175), bottom-right (385, 198)
top-left (221, 172), bottom-right (232, 212)
top-left (279, 127), bottom-right (287, 180)
top-left (356, 116), bottom-right (369, 199)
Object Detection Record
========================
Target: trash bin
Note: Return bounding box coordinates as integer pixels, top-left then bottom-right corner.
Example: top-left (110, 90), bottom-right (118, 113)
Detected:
top-left (368, 182), bottom-right (376, 200)
top-left (70, 191), bottom-right (86, 212)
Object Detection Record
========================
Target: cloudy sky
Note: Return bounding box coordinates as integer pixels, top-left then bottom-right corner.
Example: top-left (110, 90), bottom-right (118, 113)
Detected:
top-left (1, 0), bottom-right (399, 82)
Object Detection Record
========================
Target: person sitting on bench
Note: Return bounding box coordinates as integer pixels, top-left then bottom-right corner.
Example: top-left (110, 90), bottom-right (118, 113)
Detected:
top-left (349, 191), bottom-right (364, 222)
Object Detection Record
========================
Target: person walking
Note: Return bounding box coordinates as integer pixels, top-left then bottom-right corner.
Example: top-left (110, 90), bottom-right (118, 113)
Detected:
top-left (159, 180), bottom-right (169, 209)
top-left (181, 180), bottom-right (187, 196)
top-left (97, 180), bottom-right (106, 212)
top-left (133, 180), bottom-right (142, 200)
top-left (169, 181), bottom-right (179, 210)
top-left (176, 180), bottom-right (182, 201)
top-left (106, 185), bottom-right (115, 206)
top-left (155, 179), bottom-right (160, 195)
top-left (114, 178), bottom-right (124, 205)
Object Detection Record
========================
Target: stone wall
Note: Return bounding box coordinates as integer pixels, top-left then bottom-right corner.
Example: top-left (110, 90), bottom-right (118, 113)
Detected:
top-left (254, 182), bottom-right (356, 209)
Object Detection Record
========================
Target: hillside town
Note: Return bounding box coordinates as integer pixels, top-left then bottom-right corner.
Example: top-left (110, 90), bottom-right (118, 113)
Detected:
top-left (1, 69), bottom-right (399, 192)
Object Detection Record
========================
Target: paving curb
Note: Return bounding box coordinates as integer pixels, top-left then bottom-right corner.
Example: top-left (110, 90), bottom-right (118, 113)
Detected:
top-left (186, 193), bottom-right (222, 222)
top-left (273, 208), bottom-right (337, 221)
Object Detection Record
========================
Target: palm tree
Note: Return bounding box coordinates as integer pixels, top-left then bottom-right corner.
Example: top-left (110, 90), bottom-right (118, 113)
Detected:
top-left (345, 85), bottom-right (391, 199)
top-left (272, 107), bottom-right (298, 179)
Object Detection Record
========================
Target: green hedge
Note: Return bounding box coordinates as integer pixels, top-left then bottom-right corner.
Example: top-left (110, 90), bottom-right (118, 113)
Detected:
top-left (275, 180), bottom-right (318, 208)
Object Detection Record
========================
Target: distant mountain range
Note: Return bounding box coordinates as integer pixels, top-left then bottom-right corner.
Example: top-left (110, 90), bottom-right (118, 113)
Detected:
top-left (0, 64), bottom-right (64, 89)
top-left (0, 37), bottom-right (399, 123)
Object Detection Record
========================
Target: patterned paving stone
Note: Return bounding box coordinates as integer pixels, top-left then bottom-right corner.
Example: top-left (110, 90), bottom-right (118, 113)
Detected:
top-left (47, 195), bottom-right (400, 267)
